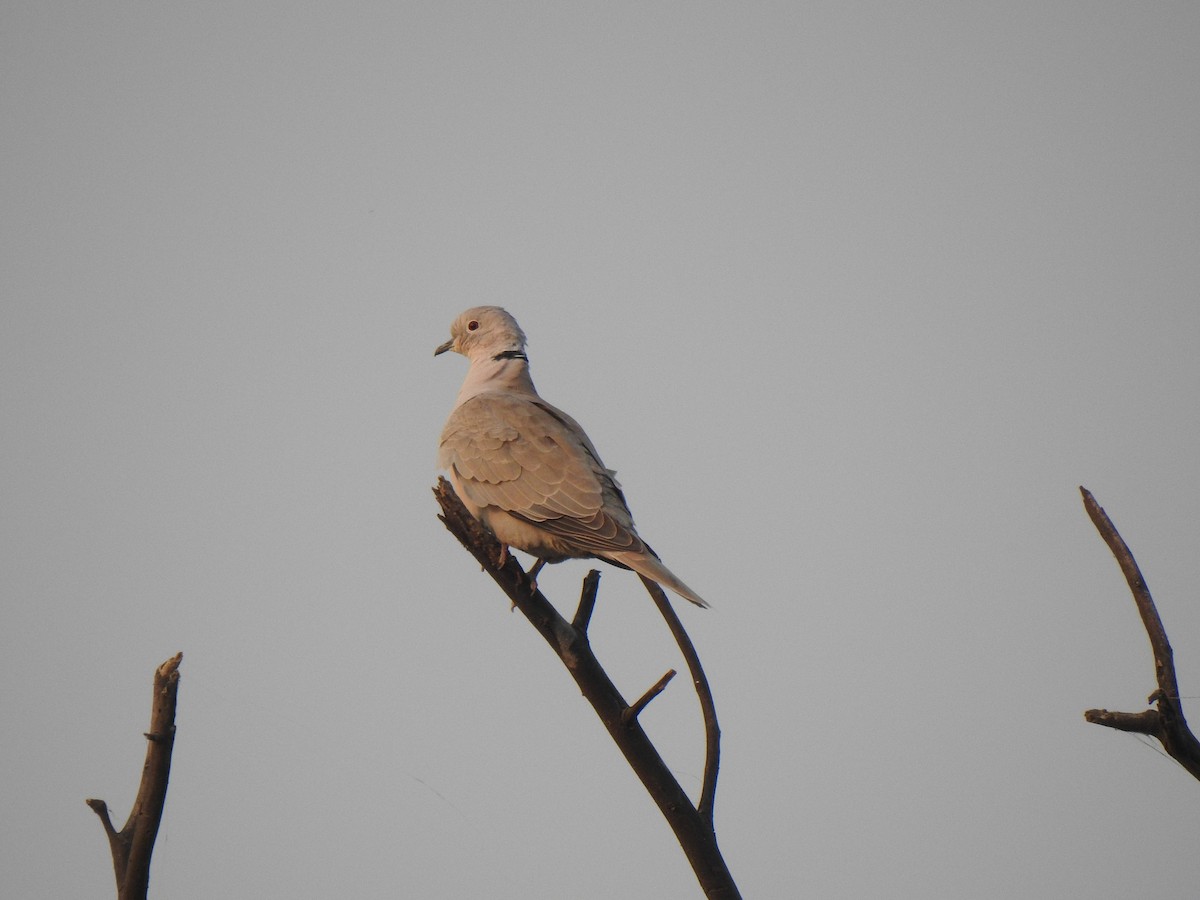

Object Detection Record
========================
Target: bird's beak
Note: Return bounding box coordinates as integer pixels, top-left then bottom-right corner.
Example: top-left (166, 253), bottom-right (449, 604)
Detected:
top-left (434, 338), bottom-right (455, 357)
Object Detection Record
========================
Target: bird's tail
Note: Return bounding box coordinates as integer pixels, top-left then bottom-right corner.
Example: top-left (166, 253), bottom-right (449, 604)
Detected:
top-left (606, 550), bottom-right (709, 608)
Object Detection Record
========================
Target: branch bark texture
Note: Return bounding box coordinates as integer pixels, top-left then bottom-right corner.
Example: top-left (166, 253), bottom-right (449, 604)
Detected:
top-left (434, 478), bottom-right (740, 899)
top-left (87, 653), bottom-right (183, 900)
top-left (1080, 487), bottom-right (1200, 780)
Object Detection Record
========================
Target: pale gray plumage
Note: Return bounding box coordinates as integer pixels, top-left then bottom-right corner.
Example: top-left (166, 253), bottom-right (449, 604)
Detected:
top-left (435, 306), bottom-right (708, 607)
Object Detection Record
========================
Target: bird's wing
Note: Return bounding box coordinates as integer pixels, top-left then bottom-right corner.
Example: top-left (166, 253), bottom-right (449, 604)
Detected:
top-left (439, 393), bottom-right (643, 555)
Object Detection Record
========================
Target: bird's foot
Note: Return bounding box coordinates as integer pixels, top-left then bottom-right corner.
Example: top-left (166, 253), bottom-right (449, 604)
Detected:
top-left (527, 559), bottom-right (546, 595)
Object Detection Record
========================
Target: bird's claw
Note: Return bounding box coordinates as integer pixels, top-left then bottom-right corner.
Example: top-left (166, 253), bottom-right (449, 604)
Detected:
top-left (527, 559), bottom-right (546, 596)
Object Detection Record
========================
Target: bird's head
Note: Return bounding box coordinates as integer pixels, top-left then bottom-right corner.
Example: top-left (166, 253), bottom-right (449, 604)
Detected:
top-left (435, 306), bottom-right (528, 363)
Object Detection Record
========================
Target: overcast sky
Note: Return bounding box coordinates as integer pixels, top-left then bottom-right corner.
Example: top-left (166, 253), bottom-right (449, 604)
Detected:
top-left (4, 3), bottom-right (1200, 898)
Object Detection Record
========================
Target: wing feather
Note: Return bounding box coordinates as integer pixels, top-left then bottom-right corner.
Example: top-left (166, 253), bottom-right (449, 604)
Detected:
top-left (439, 392), bottom-right (643, 555)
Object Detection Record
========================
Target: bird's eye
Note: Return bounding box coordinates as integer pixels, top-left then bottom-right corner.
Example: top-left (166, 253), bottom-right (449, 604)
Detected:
top-left (467, 320), bottom-right (479, 331)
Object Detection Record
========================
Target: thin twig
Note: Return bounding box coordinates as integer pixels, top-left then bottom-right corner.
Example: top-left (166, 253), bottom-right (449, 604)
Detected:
top-left (1082, 487), bottom-right (1180, 702)
top-left (1080, 486), bottom-right (1200, 780)
top-left (641, 575), bottom-right (722, 828)
top-left (85, 799), bottom-right (125, 876)
top-left (623, 669), bottom-right (677, 724)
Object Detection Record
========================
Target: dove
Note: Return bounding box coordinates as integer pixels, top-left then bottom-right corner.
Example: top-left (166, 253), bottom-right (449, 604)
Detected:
top-left (436, 306), bottom-right (708, 608)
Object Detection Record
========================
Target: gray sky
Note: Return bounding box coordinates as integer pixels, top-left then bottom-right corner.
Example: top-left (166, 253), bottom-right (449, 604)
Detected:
top-left (4, 3), bottom-right (1199, 898)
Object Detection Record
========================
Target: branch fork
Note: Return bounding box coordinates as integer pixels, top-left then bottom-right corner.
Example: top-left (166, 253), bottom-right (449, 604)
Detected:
top-left (1080, 487), bottom-right (1200, 780)
top-left (434, 477), bottom-right (739, 898)
top-left (87, 653), bottom-right (183, 900)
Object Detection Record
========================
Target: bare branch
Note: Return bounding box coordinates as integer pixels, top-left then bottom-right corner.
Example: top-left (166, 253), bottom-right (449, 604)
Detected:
top-left (1080, 487), bottom-right (1200, 780)
top-left (434, 478), bottom-right (740, 899)
top-left (87, 653), bottom-right (183, 900)
top-left (85, 799), bottom-right (125, 877)
top-left (640, 575), bottom-right (723, 827)
top-left (1083, 708), bottom-right (1160, 733)
top-left (623, 669), bottom-right (677, 724)
top-left (572, 569), bottom-right (601, 634)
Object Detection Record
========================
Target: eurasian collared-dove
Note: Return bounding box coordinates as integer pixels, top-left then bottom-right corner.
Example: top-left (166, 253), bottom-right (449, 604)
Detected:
top-left (436, 306), bottom-right (707, 608)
